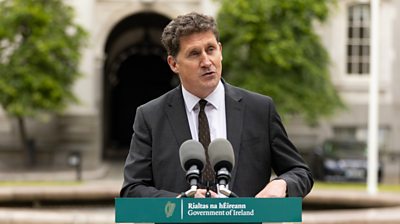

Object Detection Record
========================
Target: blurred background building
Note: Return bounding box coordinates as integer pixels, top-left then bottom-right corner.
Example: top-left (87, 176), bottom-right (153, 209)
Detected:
top-left (0, 0), bottom-right (399, 183)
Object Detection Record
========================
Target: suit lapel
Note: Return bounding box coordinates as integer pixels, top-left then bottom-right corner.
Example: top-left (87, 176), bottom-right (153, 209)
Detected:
top-left (224, 83), bottom-right (244, 189)
top-left (165, 87), bottom-right (192, 146)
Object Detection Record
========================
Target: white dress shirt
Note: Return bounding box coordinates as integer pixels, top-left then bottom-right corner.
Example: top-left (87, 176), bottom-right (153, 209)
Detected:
top-left (182, 81), bottom-right (228, 197)
top-left (182, 80), bottom-right (227, 142)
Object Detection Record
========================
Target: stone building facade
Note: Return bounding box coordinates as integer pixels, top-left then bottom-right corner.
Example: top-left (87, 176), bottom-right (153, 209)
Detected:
top-left (0, 0), bottom-right (399, 181)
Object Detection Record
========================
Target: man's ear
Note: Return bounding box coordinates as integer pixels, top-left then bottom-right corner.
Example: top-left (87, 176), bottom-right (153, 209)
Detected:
top-left (218, 42), bottom-right (223, 61)
top-left (167, 55), bottom-right (179, 74)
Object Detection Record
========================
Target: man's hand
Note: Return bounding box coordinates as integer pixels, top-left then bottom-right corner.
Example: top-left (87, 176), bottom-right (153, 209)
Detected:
top-left (255, 179), bottom-right (287, 198)
top-left (176, 189), bottom-right (218, 198)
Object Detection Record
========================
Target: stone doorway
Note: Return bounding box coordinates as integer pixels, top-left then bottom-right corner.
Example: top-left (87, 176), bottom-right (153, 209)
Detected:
top-left (103, 12), bottom-right (176, 158)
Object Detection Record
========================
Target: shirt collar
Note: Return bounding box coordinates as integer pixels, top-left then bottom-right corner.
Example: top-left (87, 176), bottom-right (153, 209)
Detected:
top-left (182, 80), bottom-right (224, 112)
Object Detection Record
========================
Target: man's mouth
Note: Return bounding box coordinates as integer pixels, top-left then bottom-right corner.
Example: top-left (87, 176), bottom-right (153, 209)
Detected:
top-left (202, 71), bottom-right (215, 76)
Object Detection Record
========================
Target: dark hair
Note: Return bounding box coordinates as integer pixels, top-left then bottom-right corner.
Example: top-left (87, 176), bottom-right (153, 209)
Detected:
top-left (161, 12), bottom-right (219, 57)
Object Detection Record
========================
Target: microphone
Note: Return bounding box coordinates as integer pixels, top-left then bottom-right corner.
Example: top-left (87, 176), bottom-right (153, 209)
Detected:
top-left (208, 138), bottom-right (238, 197)
top-left (179, 139), bottom-right (206, 197)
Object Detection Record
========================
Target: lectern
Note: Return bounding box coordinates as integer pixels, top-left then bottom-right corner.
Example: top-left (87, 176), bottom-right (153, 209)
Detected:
top-left (115, 197), bottom-right (302, 223)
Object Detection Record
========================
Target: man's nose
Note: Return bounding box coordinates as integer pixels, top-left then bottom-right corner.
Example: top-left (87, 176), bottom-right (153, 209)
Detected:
top-left (200, 52), bottom-right (212, 67)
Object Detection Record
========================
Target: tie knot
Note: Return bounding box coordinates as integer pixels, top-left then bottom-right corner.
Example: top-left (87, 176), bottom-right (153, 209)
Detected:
top-left (199, 99), bottom-right (207, 111)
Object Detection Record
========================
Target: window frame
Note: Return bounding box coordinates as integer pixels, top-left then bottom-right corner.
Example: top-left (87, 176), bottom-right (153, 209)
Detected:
top-left (346, 2), bottom-right (371, 76)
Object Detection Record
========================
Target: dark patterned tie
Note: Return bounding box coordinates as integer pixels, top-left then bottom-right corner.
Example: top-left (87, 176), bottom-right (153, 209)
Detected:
top-left (198, 99), bottom-right (215, 185)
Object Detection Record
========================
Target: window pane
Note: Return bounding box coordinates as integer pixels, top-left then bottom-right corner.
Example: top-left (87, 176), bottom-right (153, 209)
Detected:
top-left (358, 45), bottom-right (363, 57)
top-left (359, 63), bottom-right (363, 74)
top-left (347, 45), bottom-right (352, 56)
top-left (363, 63), bottom-right (370, 74)
top-left (347, 63), bottom-right (352, 74)
top-left (365, 27), bottom-right (370, 38)
top-left (348, 27), bottom-right (353, 38)
top-left (360, 27), bottom-right (365, 38)
top-left (354, 45), bottom-right (359, 56)
top-left (362, 45), bottom-right (369, 56)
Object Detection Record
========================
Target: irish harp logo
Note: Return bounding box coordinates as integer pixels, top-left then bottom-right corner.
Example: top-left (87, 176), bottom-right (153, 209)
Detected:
top-left (165, 201), bottom-right (176, 218)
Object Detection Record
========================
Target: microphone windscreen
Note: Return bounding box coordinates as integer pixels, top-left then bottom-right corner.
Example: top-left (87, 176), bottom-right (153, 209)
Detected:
top-left (179, 139), bottom-right (206, 171)
top-left (208, 138), bottom-right (235, 172)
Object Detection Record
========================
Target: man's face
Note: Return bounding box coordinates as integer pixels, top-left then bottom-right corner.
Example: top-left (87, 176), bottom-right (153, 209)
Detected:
top-left (167, 31), bottom-right (222, 99)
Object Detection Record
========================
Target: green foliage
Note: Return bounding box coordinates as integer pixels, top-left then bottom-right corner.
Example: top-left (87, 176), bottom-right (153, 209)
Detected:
top-left (0, 0), bottom-right (87, 117)
top-left (217, 0), bottom-right (344, 124)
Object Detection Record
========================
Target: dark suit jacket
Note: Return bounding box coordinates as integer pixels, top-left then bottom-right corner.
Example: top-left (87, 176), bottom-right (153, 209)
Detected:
top-left (121, 81), bottom-right (313, 198)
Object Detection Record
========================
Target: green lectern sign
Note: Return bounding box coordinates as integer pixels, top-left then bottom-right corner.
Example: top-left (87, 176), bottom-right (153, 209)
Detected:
top-left (115, 197), bottom-right (302, 223)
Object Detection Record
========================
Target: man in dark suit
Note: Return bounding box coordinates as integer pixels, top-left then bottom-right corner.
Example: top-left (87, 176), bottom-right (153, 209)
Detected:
top-left (120, 12), bottom-right (313, 198)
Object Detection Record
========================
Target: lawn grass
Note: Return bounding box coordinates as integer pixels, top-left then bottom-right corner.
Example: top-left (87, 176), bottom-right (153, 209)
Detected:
top-left (314, 181), bottom-right (400, 192)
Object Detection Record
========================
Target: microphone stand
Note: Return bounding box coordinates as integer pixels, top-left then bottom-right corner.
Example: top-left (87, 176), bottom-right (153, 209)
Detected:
top-left (205, 181), bottom-right (211, 198)
top-left (218, 184), bottom-right (238, 198)
top-left (216, 168), bottom-right (238, 198)
top-left (183, 165), bottom-right (203, 197)
top-left (180, 185), bottom-right (197, 198)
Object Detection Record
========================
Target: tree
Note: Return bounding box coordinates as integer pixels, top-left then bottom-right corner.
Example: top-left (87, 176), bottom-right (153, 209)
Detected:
top-left (0, 0), bottom-right (87, 166)
top-left (217, 0), bottom-right (344, 124)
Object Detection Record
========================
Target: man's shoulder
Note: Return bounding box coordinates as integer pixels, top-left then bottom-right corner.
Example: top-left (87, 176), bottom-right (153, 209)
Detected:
top-left (138, 86), bottom-right (181, 110)
top-left (224, 82), bottom-right (273, 103)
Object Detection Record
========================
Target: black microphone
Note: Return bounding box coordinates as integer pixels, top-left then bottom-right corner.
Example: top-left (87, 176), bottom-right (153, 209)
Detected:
top-left (208, 138), bottom-right (238, 197)
top-left (179, 139), bottom-right (206, 197)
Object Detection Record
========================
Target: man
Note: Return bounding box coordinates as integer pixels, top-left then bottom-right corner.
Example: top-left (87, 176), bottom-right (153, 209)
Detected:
top-left (120, 12), bottom-right (313, 198)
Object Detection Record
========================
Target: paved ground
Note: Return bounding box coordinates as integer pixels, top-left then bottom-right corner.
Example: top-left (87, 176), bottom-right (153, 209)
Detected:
top-left (0, 161), bottom-right (400, 224)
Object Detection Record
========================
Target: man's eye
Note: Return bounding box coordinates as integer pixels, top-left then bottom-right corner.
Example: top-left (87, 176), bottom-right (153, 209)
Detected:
top-left (207, 47), bottom-right (216, 53)
top-left (189, 51), bottom-right (199, 57)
